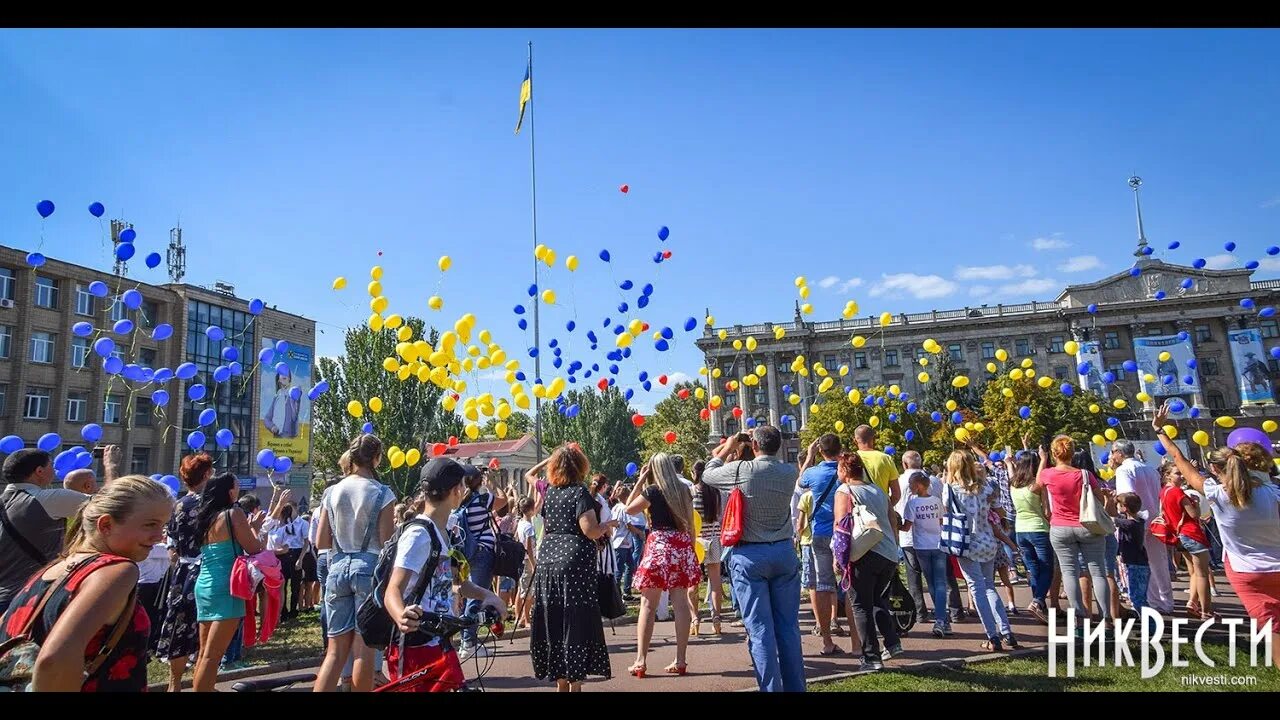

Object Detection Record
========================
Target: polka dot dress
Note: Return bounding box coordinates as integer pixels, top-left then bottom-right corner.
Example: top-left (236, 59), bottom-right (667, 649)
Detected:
top-left (530, 484), bottom-right (612, 683)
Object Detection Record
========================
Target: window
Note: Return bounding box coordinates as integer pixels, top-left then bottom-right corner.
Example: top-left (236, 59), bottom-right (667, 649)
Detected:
top-left (981, 343), bottom-right (996, 360)
top-left (1054, 366), bottom-right (1068, 380)
top-left (30, 332), bottom-right (54, 364)
top-left (1147, 327), bottom-right (1163, 336)
top-left (884, 350), bottom-right (899, 367)
top-left (135, 397), bottom-right (153, 427)
top-left (139, 348), bottom-right (157, 368)
top-left (71, 337), bottom-right (90, 369)
top-left (141, 301), bottom-right (160, 328)
top-left (1050, 336), bottom-right (1065, 353)
top-left (856, 381), bottom-right (870, 392)
top-left (66, 393), bottom-right (87, 423)
top-left (1263, 321), bottom-right (1279, 340)
top-left (1015, 339), bottom-right (1030, 357)
top-left (0, 325), bottom-right (9, 359)
top-left (34, 276), bottom-right (57, 309)
top-left (0, 384), bottom-right (6, 414)
top-left (724, 392), bottom-right (738, 409)
top-left (823, 354), bottom-right (838, 370)
top-left (0, 268), bottom-right (13, 302)
top-left (110, 300), bottom-right (128, 322)
top-left (1208, 392), bottom-right (1226, 410)
top-left (185, 300), bottom-right (255, 475)
top-left (131, 447), bottom-right (151, 475)
top-left (1203, 358), bottom-right (1219, 376)
top-left (781, 415), bottom-right (798, 433)
top-left (1108, 363), bottom-right (1127, 381)
top-left (948, 344), bottom-right (963, 361)
top-left (75, 284), bottom-right (95, 316)
top-left (723, 418), bottom-right (739, 436)
top-left (23, 387), bottom-right (51, 420)
top-left (854, 352), bottom-right (868, 369)
top-left (1195, 325), bottom-right (1212, 343)
top-left (110, 348), bottom-right (125, 364)
top-left (104, 394), bottom-right (123, 424)
top-left (1104, 331), bottom-right (1121, 350)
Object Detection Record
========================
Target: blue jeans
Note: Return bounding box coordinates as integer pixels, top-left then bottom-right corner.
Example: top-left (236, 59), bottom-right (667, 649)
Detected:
top-left (1126, 563), bottom-right (1149, 616)
top-left (957, 557), bottom-right (1011, 641)
top-left (316, 552), bottom-right (354, 678)
top-left (615, 547), bottom-right (637, 594)
top-left (914, 549), bottom-right (950, 630)
top-left (1205, 519), bottom-right (1225, 569)
top-left (1016, 531), bottom-right (1055, 607)
top-left (462, 545), bottom-right (496, 647)
top-left (726, 540), bottom-right (805, 692)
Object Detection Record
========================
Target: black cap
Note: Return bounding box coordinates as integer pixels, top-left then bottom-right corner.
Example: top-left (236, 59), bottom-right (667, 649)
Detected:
top-left (419, 458), bottom-right (481, 492)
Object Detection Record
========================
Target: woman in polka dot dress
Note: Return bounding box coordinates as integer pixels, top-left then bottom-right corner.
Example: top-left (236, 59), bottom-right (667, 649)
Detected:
top-left (526, 445), bottom-right (618, 691)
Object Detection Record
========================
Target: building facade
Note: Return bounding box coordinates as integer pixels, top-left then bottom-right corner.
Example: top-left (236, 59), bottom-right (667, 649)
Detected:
top-left (0, 245), bottom-right (316, 493)
top-left (697, 257), bottom-right (1280, 461)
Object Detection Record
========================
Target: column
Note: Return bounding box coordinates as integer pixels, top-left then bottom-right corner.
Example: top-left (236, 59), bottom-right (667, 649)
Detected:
top-left (1175, 318), bottom-right (1205, 410)
top-left (765, 352), bottom-right (780, 428)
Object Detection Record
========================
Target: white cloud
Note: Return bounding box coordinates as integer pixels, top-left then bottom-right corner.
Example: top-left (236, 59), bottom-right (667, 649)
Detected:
top-left (955, 264), bottom-right (1037, 281)
top-left (869, 273), bottom-right (957, 300)
top-left (1031, 235), bottom-right (1070, 251)
top-left (1060, 255), bottom-right (1102, 273)
top-left (665, 371), bottom-right (695, 386)
top-left (996, 278), bottom-right (1059, 297)
top-left (839, 278), bottom-right (864, 293)
top-left (1204, 254), bottom-right (1239, 270)
top-left (817, 275), bottom-right (840, 289)
top-left (1261, 258), bottom-right (1280, 271)
top-left (969, 285), bottom-right (993, 297)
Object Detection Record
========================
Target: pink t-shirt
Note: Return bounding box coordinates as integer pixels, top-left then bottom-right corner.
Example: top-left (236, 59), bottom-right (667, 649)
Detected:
top-left (1039, 466), bottom-right (1102, 528)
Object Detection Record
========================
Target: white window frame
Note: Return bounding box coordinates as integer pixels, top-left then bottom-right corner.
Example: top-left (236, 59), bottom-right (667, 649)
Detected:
top-left (66, 394), bottom-right (87, 423)
top-left (71, 337), bottom-right (90, 369)
top-left (75, 285), bottom-right (95, 317)
top-left (24, 387), bottom-right (51, 420)
top-left (103, 394), bottom-right (123, 425)
top-left (34, 276), bottom-right (57, 309)
top-left (30, 332), bottom-right (55, 364)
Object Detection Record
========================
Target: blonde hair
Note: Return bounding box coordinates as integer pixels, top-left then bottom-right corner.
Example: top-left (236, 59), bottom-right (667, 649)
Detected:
top-left (1051, 435), bottom-right (1076, 465)
top-left (1208, 446), bottom-right (1259, 510)
top-left (648, 453), bottom-right (695, 532)
top-left (946, 450), bottom-right (983, 494)
top-left (338, 450), bottom-right (353, 476)
top-left (64, 475), bottom-right (171, 557)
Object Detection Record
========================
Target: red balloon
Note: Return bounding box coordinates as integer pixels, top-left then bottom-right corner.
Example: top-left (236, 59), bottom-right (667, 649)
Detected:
top-left (677, 388), bottom-right (690, 400)
top-left (431, 443), bottom-right (447, 456)
top-left (597, 378), bottom-right (609, 391)
top-left (658, 374), bottom-right (668, 385)
top-left (448, 436), bottom-right (459, 447)
top-left (663, 430), bottom-right (677, 444)
top-left (488, 457), bottom-right (501, 470)
top-left (699, 408), bottom-right (710, 421)
top-left (725, 381), bottom-right (734, 392)
top-left (641, 322), bottom-right (650, 332)
top-left (632, 413), bottom-right (645, 427)
top-left (619, 184), bottom-right (629, 194)
top-left (662, 250), bottom-right (672, 259)
top-left (732, 406), bottom-right (743, 418)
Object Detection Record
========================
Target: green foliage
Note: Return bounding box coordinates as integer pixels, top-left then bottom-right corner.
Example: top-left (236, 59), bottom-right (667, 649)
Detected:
top-left (638, 381), bottom-right (710, 467)
top-left (537, 386), bottom-right (643, 484)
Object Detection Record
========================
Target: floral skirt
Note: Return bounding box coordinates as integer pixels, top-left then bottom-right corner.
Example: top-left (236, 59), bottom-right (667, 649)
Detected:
top-left (633, 530), bottom-right (701, 591)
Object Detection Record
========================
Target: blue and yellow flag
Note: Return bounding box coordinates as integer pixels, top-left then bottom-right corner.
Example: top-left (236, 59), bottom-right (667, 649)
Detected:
top-left (515, 66), bottom-right (531, 135)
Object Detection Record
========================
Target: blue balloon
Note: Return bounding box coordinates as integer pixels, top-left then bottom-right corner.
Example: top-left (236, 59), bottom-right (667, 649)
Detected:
top-left (151, 323), bottom-right (173, 341)
top-left (289, 386), bottom-right (302, 402)
top-left (1272, 347), bottom-right (1280, 360)
top-left (517, 318), bottom-right (528, 331)
top-left (188, 384), bottom-right (206, 401)
top-left (113, 319), bottom-right (134, 335)
top-left (642, 283), bottom-right (654, 297)
top-left (567, 404), bottom-right (580, 418)
top-left (1162, 374), bottom-right (1176, 385)
top-left (1086, 303), bottom-right (1099, 314)
top-left (1193, 258), bottom-right (1207, 269)
top-left (639, 371), bottom-right (649, 382)
top-left (160, 475), bottom-right (181, 495)
top-left (906, 402), bottom-right (918, 414)
top-left (603, 317), bottom-right (612, 328)
top-left (1153, 443), bottom-right (1167, 456)
top-left (1168, 241), bottom-right (1180, 250)
top-left (72, 322), bottom-right (93, 337)
top-left (362, 422), bottom-right (374, 433)
top-left (1242, 298), bottom-right (1256, 309)
top-left (658, 226), bottom-right (670, 241)
top-left (553, 357), bottom-right (563, 369)
top-left (599, 249), bottom-right (611, 262)
top-left (151, 389), bottom-right (169, 406)
top-left (1189, 408), bottom-right (1201, 419)
top-left (1170, 399), bottom-right (1186, 413)
top-left (88, 201), bottom-right (105, 218)
top-left (93, 337), bottom-right (115, 357)
top-left (257, 449), bottom-right (276, 469)
top-left (140, 367), bottom-right (155, 383)
top-left (0, 435), bottom-right (23, 454)
top-left (145, 252), bottom-right (163, 269)
top-left (1122, 360), bottom-right (1138, 373)
top-left (528, 347), bottom-right (538, 358)
top-left (514, 304), bottom-right (525, 315)
top-left (951, 411), bottom-right (964, 424)
top-left (75, 452), bottom-right (94, 470)
top-left (36, 200), bottom-right (55, 218)
top-left (884, 446), bottom-right (896, 456)
top-left (1019, 406), bottom-right (1032, 419)
top-left (1061, 383), bottom-right (1074, 396)
top-left (221, 346), bottom-right (239, 362)
top-left (54, 450), bottom-right (77, 472)
top-left (198, 408), bottom-right (217, 427)
top-left (653, 251), bottom-right (664, 263)
top-left (248, 298), bottom-right (265, 315)
top-left (122, 289), bottom-right (143, 310)
top-left (1107, 417), bottom-right (1121, 427)
top-left (931, 411), bottom-right (944, 423)
top-left (1183, 375), bottom-right (1195, 385)
top-left (26, 252), bottom-right (46, 268)
top-left (549, 338), bottom-right (559, 349)
top-left (587, 331), bottom-right (598, 343)
top-left (684, 317), bottom-right (698, 332)
top-left (1155, 291), bottom-right (1166, 300)
top-left (888, 413), bottom-right (899, 423)
top-left (1100, 452), bottom-right (1111, 465)
top-left (37, 433), bottom-right (61, 452)
top-left (1226, 241), bottom-right (1237, 252)
top-left (1261, 307), bottom-right (1277, 318)
top-left (1247, 261), bottom-right (1261, 270)
top-left (612, 324), bottom-right (625, 335)
top-left (103, 356), bottom-right (124, 375)
top-left (655, 339), bottom-right (670, 352)
top-left (275, 362), bottom-right (289, 376)
top-left (637, 295), bottom-right (650, 309)
top-left (1129, 267), bottom-right (1141, 277)
top-left (116, 242), bottom-right (136, 262)
top-left (1177, 331), bottom-right (1190, 342)
top-left (515, 371), bottom-right (526, 382)
top-left (626, 462), bottom-right (638, 476)
top-left (1102, 371), bottom-right (1116, 384)
top-left (566, 320), bottom-right (576, 332)
top-left (274, 457), bottom-right (293, 474)
top-left (213, 366), bottom-right (231, 383)
top-left (1269, 247), bottom-right (1280, 256)
top-left (745, 417), bottom-right (757, 429)
top-left (782, 384), bottom-right (791, 394)
top-left (308, 380), bottom-right (330, 401)
top-left (258, 348), bottom-right (275, 364)
top-left (618, 302), bottom-right (629, 313)
top-left (643, 381), bottom-right (652, 392)
top-left (186, 431), bottom-right (205, 451)
top-left (80, 423), bottom-right (104, 443)
top-left (206, 326), bottom-right (225, 342)
top-left (122, 364), bottom-right (144, 382)
top-left (1180, 278), bottom-right (1194, 290)
top-left (86, 281), bottom-right (109, 299)
top-left (904, 429), bottom-right (916, 441)
top-left (527, 283), bottom-right (537, 297)
top-left (119, 228), bottom-right (136, 243)
top-left (176, 362), bottom-right (198, 380)
top-left (275, 340), bottom-right (289, 355)
top-left (620, 280), bottom-right (634, 291)
top-left (1077, 361), bottom-right (1092, 375)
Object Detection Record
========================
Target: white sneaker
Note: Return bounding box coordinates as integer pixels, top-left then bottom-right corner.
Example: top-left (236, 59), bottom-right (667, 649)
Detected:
top-left (460, 644), bottom-right (490, 661)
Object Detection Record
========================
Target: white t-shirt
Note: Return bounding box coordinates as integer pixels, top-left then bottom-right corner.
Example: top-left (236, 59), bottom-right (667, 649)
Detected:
top-left (894, 470), bottom-right (930, 547)
top-left (324, 476), bottom-right (395, 554)
top-left (1185, 488), bottom-right (1211, 521)
top-left (610, 502), bottom-right (646, 550)
top-left (394, 515), bottom-right (455, 647)
top-left (516, 518), bottom-right (536, 556)
top-left (137, 542), bottom-right (171, 584)
top-left (903, 495), bottom-right (944, 551)
top-left (267, 517), bottom-right (308, 551)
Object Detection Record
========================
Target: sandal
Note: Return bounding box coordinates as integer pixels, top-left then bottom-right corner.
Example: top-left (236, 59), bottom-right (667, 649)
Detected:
top-left (980, 639), bottom-right (1005, 652)
top-left (711, 616), bottom-right (722, 635)
top-left (664, 662), bottom-right (688, 675)
top-left (819, 645), bottom-right (845, 656)
top-left (628, 661), bottom-right (647, 678)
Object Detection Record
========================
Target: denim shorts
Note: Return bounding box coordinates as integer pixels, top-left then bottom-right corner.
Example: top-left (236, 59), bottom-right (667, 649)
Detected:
top-left (1179, 534), bottom-right (1211, 556)
top-left (324, 551), bottom-right (378, 637)
top-left (801, 544), bottom-right (816, 590)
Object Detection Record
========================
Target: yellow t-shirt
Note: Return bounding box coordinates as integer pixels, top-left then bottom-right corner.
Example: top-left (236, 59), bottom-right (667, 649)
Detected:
top-left (797, 491), bottom-right (814, 546)
top-left (857, 450), bottom-right (899, 498)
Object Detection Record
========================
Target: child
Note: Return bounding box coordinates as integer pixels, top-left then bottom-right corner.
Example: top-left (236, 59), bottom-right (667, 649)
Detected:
top-left (514, 496), bottom-right (538, 629)
top-left (1115, 492), bottom-right (1150, 624)
top-left (901, 472), bottom-right (951, 637)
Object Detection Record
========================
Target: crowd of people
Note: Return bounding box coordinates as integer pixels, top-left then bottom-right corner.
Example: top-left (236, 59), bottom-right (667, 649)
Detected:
top-left (2, 397), bottom-right (1279, 692)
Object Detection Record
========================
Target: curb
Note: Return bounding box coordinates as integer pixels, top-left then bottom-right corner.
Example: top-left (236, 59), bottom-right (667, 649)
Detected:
top-left (748, 644), bottom-right (1049, 692)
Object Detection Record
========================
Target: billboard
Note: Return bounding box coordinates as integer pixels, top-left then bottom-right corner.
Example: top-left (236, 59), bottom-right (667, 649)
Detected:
top-left (1227, 328), bottom-right (1274, 405)
top-left (1075, 340), bottom-right (1107, 399)
top-left (258, 338), bottom-right (312, 465)
top-left (1133, 335), bottom-right (1199, 398)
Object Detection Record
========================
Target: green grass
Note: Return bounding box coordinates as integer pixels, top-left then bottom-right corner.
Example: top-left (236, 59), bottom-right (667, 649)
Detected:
top-left (813, 641), bottom-right (1280, 692)
top-left (146, 609), bottom-right (326, 686)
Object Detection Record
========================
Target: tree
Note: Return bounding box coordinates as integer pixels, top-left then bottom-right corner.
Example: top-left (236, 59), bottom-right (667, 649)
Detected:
top-left (475, 412), bottom-right (534, 442)
top-left (537, 386), bottom-right (643, 484)
top-left (799, 385), bottom-right (940, 462)
top-left (919, 349), bottom-right (981, 413)
top-left (312, 318), bottom-right (463, 499)
top-left (980, 374), bottom-right (1110, 454)
top-left (638, 381), bottom-right (710, 466)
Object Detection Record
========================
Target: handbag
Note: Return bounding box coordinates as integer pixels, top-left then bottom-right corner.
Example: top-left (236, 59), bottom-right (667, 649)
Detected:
top-left (1078, 470), bottom-right (1116, 537)
top-left (939, 484), bottom-right (970, 558)
top-left (489, 515), bottom-right (527, 580)
top-left (833, 486), bottom-right (886, 590)
top-left (1148, 486), bottom-right (1182, 546)
top-left (0, 556), bottom-right (137, 692)
top-left (596, 542), bottom-right (627, 620)
top-left (720, 463), bottom-right (747, 548)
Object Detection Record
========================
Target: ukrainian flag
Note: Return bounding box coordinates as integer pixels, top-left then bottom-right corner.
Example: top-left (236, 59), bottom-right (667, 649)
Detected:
top-left (515, 66), bottom-right (531, 135)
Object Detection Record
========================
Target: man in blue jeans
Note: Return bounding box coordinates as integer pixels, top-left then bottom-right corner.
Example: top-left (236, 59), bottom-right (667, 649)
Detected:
top-left (703, 426), bottom-right (804, 692)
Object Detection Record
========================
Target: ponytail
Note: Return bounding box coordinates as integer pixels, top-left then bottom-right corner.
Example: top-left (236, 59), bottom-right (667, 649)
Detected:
top-left (1208, 447), bottom-right (1257, 510)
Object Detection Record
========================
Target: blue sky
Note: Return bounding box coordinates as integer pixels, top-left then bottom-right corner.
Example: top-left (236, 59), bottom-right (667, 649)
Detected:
top-left (2, 29), bottom-right (1278, 413)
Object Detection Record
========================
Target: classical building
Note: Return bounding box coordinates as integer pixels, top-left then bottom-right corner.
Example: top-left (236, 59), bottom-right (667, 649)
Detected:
top-left (0, 244), bottom-right (316, 494)
top-left (442, 434), bottom-right (543, 495)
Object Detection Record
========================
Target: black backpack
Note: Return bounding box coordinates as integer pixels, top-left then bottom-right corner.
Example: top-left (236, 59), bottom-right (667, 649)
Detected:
top-left (356, 518), bottom-right (442, 650)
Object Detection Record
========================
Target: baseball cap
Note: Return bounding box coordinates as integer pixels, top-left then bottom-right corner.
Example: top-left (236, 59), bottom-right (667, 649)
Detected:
top-left (419, 457), bottom-right (482, 492)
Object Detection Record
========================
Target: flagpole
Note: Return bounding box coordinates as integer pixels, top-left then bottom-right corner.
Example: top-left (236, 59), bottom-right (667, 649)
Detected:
top-left (527, 41), bottom-right (544, 464)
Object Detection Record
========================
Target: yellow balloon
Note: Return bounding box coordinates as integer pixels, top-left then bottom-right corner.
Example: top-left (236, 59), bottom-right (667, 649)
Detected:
top-left (755, 364), bottom-right (767, 377)
top-left (974, 422), bottom-right (985, 432)
top-left (1104, 428), bottom-right (1118, 441)
top-left (383, 358), bottom-right (401, 373)
top-left (1037, 376), bottom-right (1053, 389)
top-left (852, 336), bottom-right (867, 348)
top-left (616, 333), bottom-right (633, 349)
top-left (427, 295), bottom-right (443, 311)
top-left (706, 315), bottom-right (715, 327)
top-left (869, 415), bottom-right (879, 428)
top-left (389, 452), bottom-right (405, 469)
top-left (465, 422), bottom-right (480, 440)
top-left (819, 377), bottom-right (835, 393)
top-left (1192, 430), bottom-right (1210, 447)
top-left (515, 394), bottom-right (531, 410)
top-left (918, 372), bottom-right (930, 383)
top-left (416, 366), bottom-right (431, 383)
top-left (799, 285), bottom-right (810, 300)
top-left (1113, 398), bottom-right (1128, 410)
top-left (794, 276), bottom-right (807, 288)
top-left (718, 329), bottom-right (728, 341)
top-left (1215, 416), bottom-right (1237, 428)
top-left (1158, 351), bottom-right (1172, 363)
top-left (382, 314), bottom-right (402, 330)
top-left (565, 255), bottom-right (579, 272)
top-left (368, 280), bottom-right (383, 297)
top-left (542, 289), bottom-right (556, 305)
top-left (370, 266), bottom-right (383, 281)
top-left (712, 368), bottom-right (722, 379)
top-left (495, 421), bottom-right (508, 440)
top-left (923, 339), bottom-right (938, 352)
top-left (371, 296), bottom-right (389, 314)
top-left (438, 255), bottom-right (452, 272)
top-left (1143, 373), bottom-right (1156, 384)
top-left (1163, 425), bottom-right (1178, 439)
top-left (801, 303), bottom-right (813, 315)
top-left (1089, 403), bottom-right (1100, 413)
top-left (743, 374), bottom-right (759, 387)
top-left (839, 365), bottom-right (849, 377)
top-left (946, 400), bottom-right (957, 411)
top-left (1135, 391), bottom-right (1151, 403)
top-left (879, 312), bottom-right (892, 327)
top-left (835, 420), bottom-right (845, 432)
top-left (543, 248), bottom-right (556, 268)
top-left (788, 393), bottom-right (801, 406)
top-left (547, 377), bottom-right (567, 399)
top-left (710, 395), bottom-right (723, 409)
top-left (1010, 369), bottom-right (1024, 380)
top-left (397, 366), bottom-right (412, 382)
top-left (332, 276), bottom-right (348, 290)
top-left (746, 337), bottom-right (758, 352)
top-left (406, 449), bottom-right (421, 467)
top-left (534, 244), bottom-right (547, 260)
top-left (1021, 358), bottom-right (1034, 369)
top-left (1002, 387), bottom-right (1014, 398)
top-left (841, 304), bottom-right (856, 319)
top-left (774, 327), bottom-right (786, 340)
top-left (1026, 369), bottom-right (1036, 379)
top-left (732, 339), bottom-right (743, 351)
top-left (964, 422), bottom-right (974, 431)
top-left (811, 404), bottom-right (821, 416)
top-left (1265, 420), bottom-right (1278, 433)
top-left (1092, 434), bottom-right (1106, 447)
top-left (954, 427), bottom-right (969, 442)
top-left (347, 400), bottom-right (364, 418)
top-left (995, 348), bottom-right (1008, 362)
top-left (369, 397), bottom-right (383, 414)
top-left (368, 314), bottom-right (384, 332)
top-left (397, 326), bottom-right (413, 342)
top-left (846, 301), bottom-right (859, 316)
top-left (1064, 340), bottom-right (1079, 355)
top-left (986, 362), bottom-right (997, 374)
top-left (918, 357), bottom-right (929, 367)
top-left (889, 385), bottom-right (901, 396)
